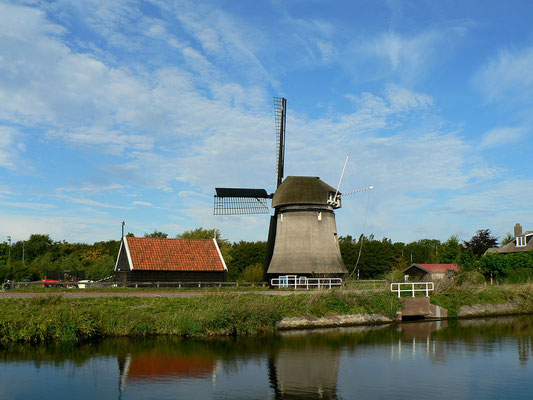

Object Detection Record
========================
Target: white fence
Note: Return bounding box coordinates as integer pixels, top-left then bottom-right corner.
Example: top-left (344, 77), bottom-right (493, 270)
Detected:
top-left (271, 275), bottom-right (343, 289)
top-left (390, 282), bottom-right (434, 298)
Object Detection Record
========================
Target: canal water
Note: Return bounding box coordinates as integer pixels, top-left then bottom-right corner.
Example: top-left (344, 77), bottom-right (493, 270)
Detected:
top-left (1, 316), bottom-right (533, 399)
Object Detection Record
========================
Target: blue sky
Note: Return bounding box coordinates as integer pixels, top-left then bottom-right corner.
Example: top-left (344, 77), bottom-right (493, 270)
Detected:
top-left (1, 0), bottom-right (532, 244)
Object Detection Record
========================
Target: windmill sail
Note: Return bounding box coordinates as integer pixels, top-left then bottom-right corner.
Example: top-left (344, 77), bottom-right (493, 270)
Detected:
top-left (213, 97), bottom-right (286, 217)
top-left (274, 97), bottom-right (286, 188)
top-left (213, 188), bottom-right (271, 215)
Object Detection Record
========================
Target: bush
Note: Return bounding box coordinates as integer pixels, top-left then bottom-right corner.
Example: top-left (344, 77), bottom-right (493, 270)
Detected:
top-left (456, 270), bottom-right (485, 285)
top-left (504, 268), bottom-right (533, 284)
top-left (384, 269), bottom-right (405, 282)
top-left (241, 263), bottom-right (264, 282)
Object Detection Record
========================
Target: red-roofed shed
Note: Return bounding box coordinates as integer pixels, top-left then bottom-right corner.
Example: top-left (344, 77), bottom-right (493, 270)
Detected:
top-left (114, 237), bottom-right (227, 283)
top-left (403, 263), bottom-right (459, 280)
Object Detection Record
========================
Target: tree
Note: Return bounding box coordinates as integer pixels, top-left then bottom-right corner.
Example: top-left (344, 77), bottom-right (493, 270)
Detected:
top-left (501, 232), bottom-right (514, 246)
top-left (479, 253), bottom-right (509, 278)
top-left (227, 241), bottom-right (267, 281)
top-left (456, 248), bottom-right (478, 270)
top-left (242, 263), bottom-right (264, 282)
top-left (144, 231), bottom-right (168, 238)
top-left (25, 234), bottom-right (53, 263)
top-left (463, 229), bottom-right (498, 258)
top-left (404, 239), bottom-right (440, 264)
top-left (357, 237), bottom-right (396, 278)
top-left (177, 227), bottom-right (220, 240)
top-left (439, 235), bottom-right (461, 263)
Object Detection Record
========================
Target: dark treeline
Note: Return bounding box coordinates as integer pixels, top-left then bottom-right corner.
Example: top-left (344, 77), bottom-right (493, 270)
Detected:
top-left (0, 234), bottom-right (119, 282)
top-left (1, 227), bottom-right (531, 282)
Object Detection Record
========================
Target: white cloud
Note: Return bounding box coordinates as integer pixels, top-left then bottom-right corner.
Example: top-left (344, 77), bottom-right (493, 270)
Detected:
top-left (159, 0), bottom-right (274, 85)
top-left (0, 126), bottom-right (25, 170)
top-left (0, 212), bottom-right (121, 243)
top-left (316, 39), bottom-right (337, 63)
top-left (0, 201), bottom-right (56, 210)
top-left (342, 22), bottom-right (469, 84)
top-left (56, 194), bottom-right (131, 210)
top-left (132, 201), bottom-right (153, 206)
top-left (475, 46), bottom-right (533, 103)
top-left (469, 166), bottom-right (503, 180)
top-left (384, 84), bottom-right (433, 113)
top-left (0, 1), bottom-right (522, 246)
top-left (480, 126), bottom-right (526, 149)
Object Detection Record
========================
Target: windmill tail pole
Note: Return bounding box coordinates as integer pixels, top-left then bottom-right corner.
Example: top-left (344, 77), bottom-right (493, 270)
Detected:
top-left (340, 185), bottom-right (374, 197)
top-left (334, 155), bottom-right (350, 201)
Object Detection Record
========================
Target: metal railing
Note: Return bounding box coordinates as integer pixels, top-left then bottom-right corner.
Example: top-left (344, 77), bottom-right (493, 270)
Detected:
top-left (390, 282), bottom-right (434, 298)
top-left (2, 280), bottom-right (269, 290)
top-left (270, 275), bottom-right (343, 289)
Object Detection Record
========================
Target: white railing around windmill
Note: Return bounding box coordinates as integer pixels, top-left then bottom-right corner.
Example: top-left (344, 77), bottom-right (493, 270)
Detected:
top-left (270, 275), bottom-right (343, 289)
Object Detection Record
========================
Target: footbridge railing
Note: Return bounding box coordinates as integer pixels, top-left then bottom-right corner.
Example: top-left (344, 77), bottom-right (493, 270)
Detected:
top-left (390, 282), bottom-right (434, 298)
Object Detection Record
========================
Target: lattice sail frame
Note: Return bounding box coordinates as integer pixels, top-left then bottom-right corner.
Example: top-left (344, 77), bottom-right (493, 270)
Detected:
top-left (213, 188), bottom-right (271, 215)
top-left (274, 97), bottom-right (286, 188)
top-left (214, 196), bottom-right (270, 215)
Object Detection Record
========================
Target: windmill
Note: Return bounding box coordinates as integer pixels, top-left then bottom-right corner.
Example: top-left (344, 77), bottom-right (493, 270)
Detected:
top-left (214, 98), bottom-right (372, 280)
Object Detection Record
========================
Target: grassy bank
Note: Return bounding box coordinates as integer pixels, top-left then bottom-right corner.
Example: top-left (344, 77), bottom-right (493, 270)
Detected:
top-left (0, 291), bottom-right (401, 344)
top-left (431, 285), bottom-right (533, 317)
top-left (4, 285), bottom-right (533, 344)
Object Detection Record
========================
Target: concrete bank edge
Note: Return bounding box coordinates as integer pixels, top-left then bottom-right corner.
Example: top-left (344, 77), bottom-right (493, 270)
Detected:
top-left (276, 313), bottom-right (392, 330)
top-left (457, 302), bottom-right (532, 318)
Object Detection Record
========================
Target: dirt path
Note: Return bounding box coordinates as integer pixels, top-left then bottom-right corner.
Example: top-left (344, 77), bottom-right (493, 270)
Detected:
top-left (0, 288), bottom-right (381, 298)
top-left (0, 290), bottom-right (320, 298)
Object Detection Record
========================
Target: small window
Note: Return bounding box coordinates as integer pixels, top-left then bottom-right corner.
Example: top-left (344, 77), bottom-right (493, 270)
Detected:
top-left (517, 236), bottom-right (526, 247)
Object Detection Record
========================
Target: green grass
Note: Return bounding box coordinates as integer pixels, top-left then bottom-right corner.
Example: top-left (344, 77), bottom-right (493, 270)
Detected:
top-left (5, 285), bottom-right (533, 344)
top-left (0, 291), bottom-right (402, 344)
top-left (431, 285), bottom-right (533, 318)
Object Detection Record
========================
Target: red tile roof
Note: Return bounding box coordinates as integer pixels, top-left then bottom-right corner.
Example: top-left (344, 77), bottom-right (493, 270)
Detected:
top-left (414, 263), bottom-right (459, 273)
top-left (125, 237), bottom-right (226, 272)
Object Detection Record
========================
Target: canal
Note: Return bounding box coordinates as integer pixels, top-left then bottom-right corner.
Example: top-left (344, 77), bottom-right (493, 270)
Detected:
top-left (1, 315), bottom-right (533, 399)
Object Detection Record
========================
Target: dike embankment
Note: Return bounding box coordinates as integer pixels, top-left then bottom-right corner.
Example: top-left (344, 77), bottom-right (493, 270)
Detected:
top-left (1, 286), bottom-right (533, 343)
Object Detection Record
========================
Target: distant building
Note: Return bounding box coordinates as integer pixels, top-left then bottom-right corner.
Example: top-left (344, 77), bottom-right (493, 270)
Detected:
top-left (403, 263), bottom-right (459, 281)
top-left (486, 223), bottom-right (533, 254)
top-left (114, 237), bottom-right (227, 283)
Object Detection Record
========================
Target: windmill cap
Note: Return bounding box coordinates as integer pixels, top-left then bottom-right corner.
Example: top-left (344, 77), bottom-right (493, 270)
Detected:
top-left (272, 176), bottom-right (338, 208)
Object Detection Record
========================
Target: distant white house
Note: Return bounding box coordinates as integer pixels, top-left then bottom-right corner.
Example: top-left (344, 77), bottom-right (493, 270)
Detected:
top-left (486, 223), bottom-right (533, 254)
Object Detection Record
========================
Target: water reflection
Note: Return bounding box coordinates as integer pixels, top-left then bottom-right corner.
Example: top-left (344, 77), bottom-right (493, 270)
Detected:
top-left (390, 320), bottom-right (449, 363)
top-left (118, 353), bottom-right (218, 387)
top-left (1, 316), bottom-right (533, 399)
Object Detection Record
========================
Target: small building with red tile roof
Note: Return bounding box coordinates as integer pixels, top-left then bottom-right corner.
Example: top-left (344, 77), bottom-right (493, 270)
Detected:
top-left (403, 263), bottom-right (459, 281)
top-left (114, 237), bottom-right (227, 283)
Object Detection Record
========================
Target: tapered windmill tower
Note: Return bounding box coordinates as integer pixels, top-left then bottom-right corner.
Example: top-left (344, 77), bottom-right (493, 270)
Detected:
top-left (214, 98), bottom-right (372, 280)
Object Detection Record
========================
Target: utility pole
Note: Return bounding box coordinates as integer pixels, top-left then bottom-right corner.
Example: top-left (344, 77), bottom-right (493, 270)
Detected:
top-left (22, 241), bottom-right (25, 264)
top-left (7, 236), bottom-right (11, 269)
